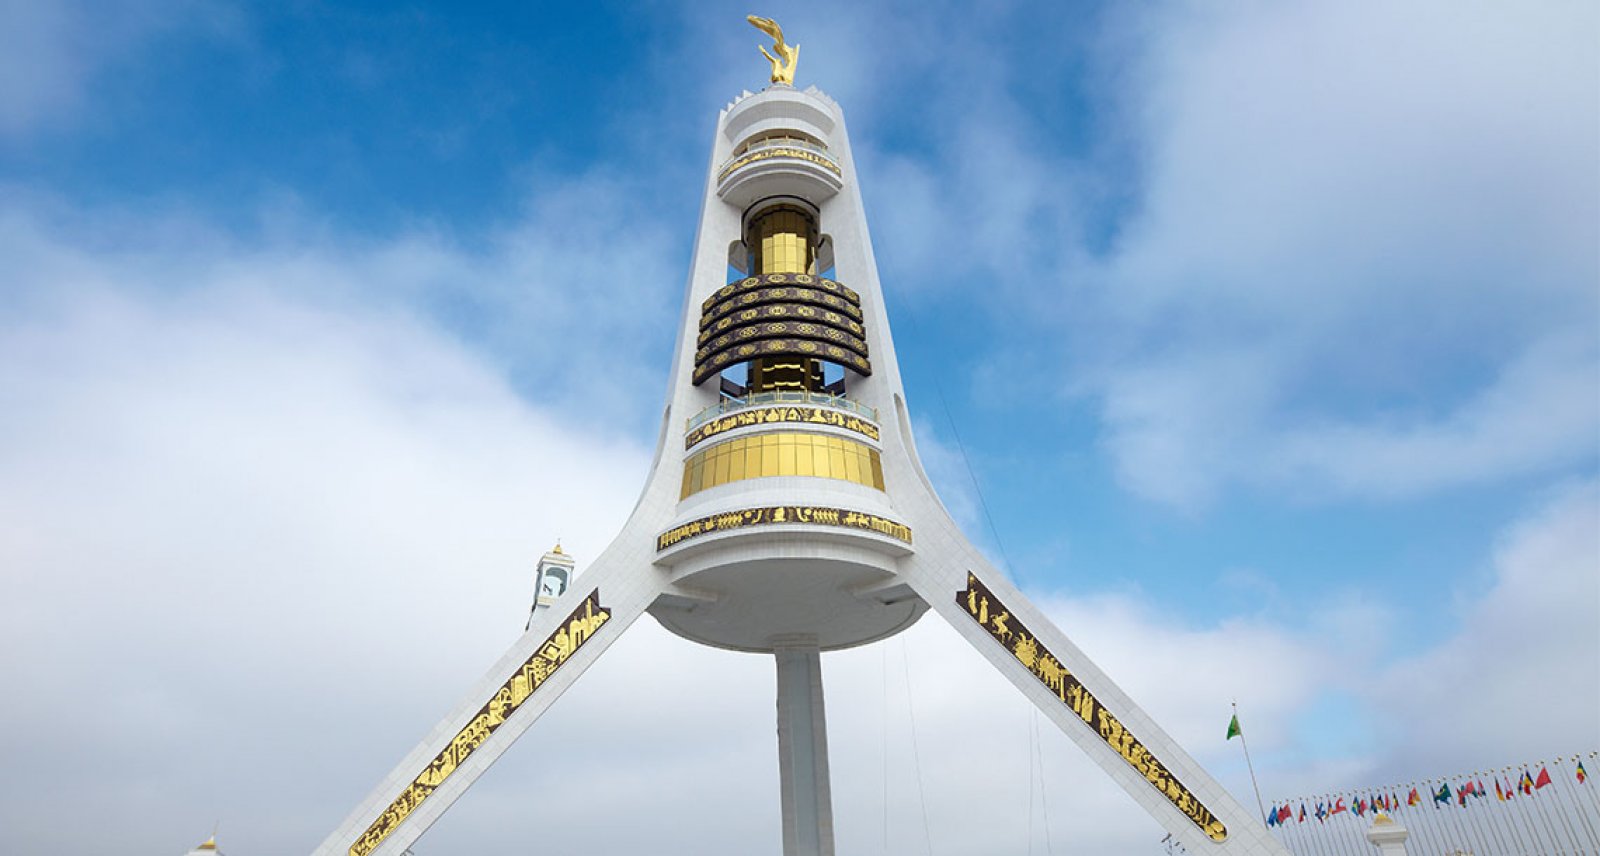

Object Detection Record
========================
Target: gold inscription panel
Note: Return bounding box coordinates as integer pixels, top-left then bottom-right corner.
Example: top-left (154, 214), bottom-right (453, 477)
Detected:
top-left (957, 574), bottom-right (1229, 843)
top-left (686, 405), bottom-right (880, 450)
top-left (718, 145), bottom-right (843, 181)
top-left (657, 505), bottom-right (913, 551)
top-left (349, 592), bottom-right (613, 856)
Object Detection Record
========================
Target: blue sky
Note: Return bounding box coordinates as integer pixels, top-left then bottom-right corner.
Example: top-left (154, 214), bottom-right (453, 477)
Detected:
top-left (1, 2), bottom-right (1596, 853)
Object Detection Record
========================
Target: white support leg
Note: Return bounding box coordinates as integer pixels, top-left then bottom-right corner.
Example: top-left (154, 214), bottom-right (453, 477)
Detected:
top-left (773, 637), bottom-right (835, 856)
top-left (312, 555), bottom-right (665, 856)
top-left (898, 552), bottom-right (1291, 855)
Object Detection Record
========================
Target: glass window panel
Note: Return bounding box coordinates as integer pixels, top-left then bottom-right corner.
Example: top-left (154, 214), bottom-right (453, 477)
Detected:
top-left (762, 442), bottom-right (779, 474)
top-left (870, 452), bottom-right (885, 488)
top-left (746, 444), bottom-right (762, 476)
top-left (796, 442), bottom-right (814, 476)
top-left (729, 446), bottom-right (746, 480)
top-left (714, 448), bottom-right (732, 485)
top-left (829, 447), bottom-right (846, 478)
top-left (778, 442), bottom-right (797, 475)
top-left (812, 441), bottom-right (830, 478)
top-left (843, 447), bottom-right (861, 483)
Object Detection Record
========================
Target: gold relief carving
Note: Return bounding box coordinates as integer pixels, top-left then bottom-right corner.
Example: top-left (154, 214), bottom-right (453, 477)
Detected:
top-left (685, 405), bottom-right (880, 449)
top-left (348, 592), bottom-right (613, 856)
top-left (694, 337), bottom-right (872, 385)
top-left (695, 322), bottom-right (869, 364)
top-left (702, 286), bottom-right (862, 328)
top-left (701, 274), bottom-right (858, 314)
top-left (657, 505), bottom-right (912, 551)
top-left (698, 303), bottom-right (863, 344)
top-left (955, 574), bottom-right (1229, 843)
top-left (717, 145), bottom-right (840, 182)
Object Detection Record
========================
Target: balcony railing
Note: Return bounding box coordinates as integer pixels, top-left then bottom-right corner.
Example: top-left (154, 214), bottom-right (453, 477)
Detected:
top-left (686, 390), bottom-right (878, 432)
top-left (717, 137), bottom-right (841, 182)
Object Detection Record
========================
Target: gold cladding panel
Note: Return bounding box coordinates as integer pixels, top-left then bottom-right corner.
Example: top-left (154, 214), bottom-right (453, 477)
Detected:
top-left (680, 432), bottom-right (886, 498)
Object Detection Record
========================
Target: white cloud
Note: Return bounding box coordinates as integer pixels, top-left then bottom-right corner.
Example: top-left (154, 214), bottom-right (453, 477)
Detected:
top-left (1367, 481), bottom-right (1600, 773)
top-left (0, 0), bottom-right (238, 139)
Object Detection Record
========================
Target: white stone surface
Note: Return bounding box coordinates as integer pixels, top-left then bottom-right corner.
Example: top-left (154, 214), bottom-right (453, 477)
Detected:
top-left (1365, 815), bottom-right (1411, 855)
top-left (774, 642), bottom-right (834, 856)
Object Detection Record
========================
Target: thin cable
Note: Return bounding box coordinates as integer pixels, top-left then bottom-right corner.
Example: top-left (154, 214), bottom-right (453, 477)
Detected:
top-left (1034, 709), bottom-right (1058, 855)
top-left (1028, 704), bottom-right (1037, 856)
top-left (899, 638), bottom-right (936, 856)
top-left (881, 277), bottom-right (1018, 578)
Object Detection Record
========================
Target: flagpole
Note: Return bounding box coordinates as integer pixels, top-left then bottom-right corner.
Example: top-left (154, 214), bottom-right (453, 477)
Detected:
top-left (1230, 701), bottom-right (1268, 824)
top-left (1553, 756), bottom-right (1600, 851)
top-left (1561, 758), bottom-right (1600, 851)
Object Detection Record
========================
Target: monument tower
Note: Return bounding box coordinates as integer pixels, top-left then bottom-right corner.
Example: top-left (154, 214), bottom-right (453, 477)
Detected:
top-left (315, 18), bottom-right (1290, 856)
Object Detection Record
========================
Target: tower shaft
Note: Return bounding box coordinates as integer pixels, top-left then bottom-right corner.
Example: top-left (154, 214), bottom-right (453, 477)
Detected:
top-left (774, 641), bottom-right (834, 856)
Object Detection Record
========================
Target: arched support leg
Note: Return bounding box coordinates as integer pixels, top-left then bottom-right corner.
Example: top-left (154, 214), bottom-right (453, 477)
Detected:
top-left (897, 556), bottom-right (1290, 854)
top-left (313, 557), bottom-right (666, 856)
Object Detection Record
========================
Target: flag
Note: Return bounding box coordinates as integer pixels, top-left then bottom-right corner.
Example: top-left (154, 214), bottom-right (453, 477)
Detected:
top-left (1475, 779), bottom-right (1486, 798)
top-left (1579, 762), bottom-right (1588, 784)
top-left (1266, 808), bottom-right (1277, 827)
top-left (1298, 804), bottom-right (1307, 823)
top-left (1407, 787), bottom-right (1421, 806)
top-left (1520, 771), bottom-right (1535, 794)
top-left (1354, 798), bottom-right (1366, 817)
top-left (1496, 779), bottom-right (1507, 801)
top-left (1434, 783), bottom-right (1451, 805)
top-left (1332, 797), bottom-right (1347, 816)
top-left (1535, 767), bottom-right (1552, 790)
top-left (1226, 713), bottom-right (1242, 741)
top-left (1392, 791), bottom-right (1401, 809)
top-left (1279, 804), bottom-right (1292, 824)
top-left (1315, 802), bottom-right (1327, 822)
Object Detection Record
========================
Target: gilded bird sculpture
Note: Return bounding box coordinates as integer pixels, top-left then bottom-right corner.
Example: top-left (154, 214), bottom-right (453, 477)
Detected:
top-left (747, 15), bottom-right (799, 85)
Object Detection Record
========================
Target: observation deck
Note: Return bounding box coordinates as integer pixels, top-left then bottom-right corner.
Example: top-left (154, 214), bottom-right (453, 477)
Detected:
top-left (716, 135), bottom-right (844, 212)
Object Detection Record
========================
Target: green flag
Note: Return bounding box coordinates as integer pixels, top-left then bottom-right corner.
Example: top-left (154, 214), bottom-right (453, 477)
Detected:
top-left (1226, 713), bottom-right (1242, 740)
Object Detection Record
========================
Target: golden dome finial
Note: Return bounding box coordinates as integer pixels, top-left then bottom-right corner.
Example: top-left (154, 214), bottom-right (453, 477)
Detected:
top-left (197, 836), bottom-right (218, 850)
top-left (747, 15), bottom-right (799, 85)
top-left (551, 540), bottom-right (564, 555)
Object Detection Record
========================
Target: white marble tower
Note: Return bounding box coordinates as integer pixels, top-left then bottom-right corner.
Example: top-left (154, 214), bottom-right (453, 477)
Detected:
top-left (312, 21), bottom-right (1291, 856)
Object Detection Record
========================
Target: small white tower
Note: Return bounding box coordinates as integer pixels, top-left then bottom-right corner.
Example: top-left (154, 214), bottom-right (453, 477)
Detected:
top-left (525, 542), bottom-right (576, 630)
top-left (183, 836), bottom-right (222, 856)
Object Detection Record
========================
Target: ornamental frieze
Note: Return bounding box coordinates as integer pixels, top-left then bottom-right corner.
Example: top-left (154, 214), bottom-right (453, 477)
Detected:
top-left (657, 505), bottom-right (912, 551)
top-left (956, 573), bottom-right (1228, 843)
top-left (685, 405), bottom-right (880, 449)
top-left (349, 592), bottom-right (612, 856)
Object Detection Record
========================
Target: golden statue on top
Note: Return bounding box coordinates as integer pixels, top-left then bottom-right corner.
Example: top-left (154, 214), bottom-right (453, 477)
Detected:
top-left (747, 15), bottom-right (799, 85)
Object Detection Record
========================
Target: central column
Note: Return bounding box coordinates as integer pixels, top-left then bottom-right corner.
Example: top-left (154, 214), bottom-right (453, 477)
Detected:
top-left (773, 637), bottom-right (835, 856)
